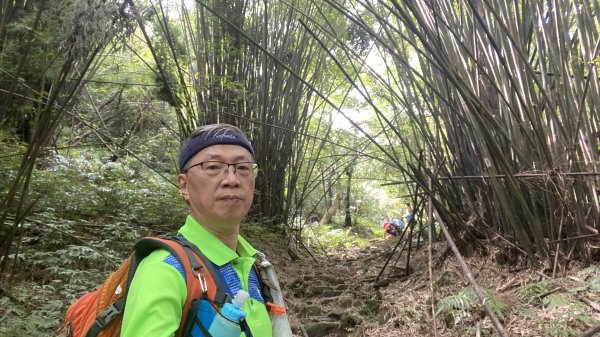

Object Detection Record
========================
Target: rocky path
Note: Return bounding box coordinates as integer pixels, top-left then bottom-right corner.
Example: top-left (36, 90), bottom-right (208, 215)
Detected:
top-left (278, 238), bottom-right (426, 337)
top-left (273, 237), bottom-right (600, 337)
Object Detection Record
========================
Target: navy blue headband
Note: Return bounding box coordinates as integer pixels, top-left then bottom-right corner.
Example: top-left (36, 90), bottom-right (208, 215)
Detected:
top-left (178, 132), bottom-right (255, 172)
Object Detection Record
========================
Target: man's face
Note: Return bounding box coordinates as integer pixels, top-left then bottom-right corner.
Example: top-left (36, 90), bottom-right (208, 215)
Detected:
top-left (178, 144), bottom-right (255, 229)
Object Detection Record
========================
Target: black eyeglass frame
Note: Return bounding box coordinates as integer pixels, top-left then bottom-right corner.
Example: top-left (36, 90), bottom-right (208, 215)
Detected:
top-left (183, 160), bottom-right (258, 178)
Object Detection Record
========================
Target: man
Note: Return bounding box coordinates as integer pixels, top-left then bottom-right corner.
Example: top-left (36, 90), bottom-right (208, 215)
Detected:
top-left (121, 124), bottom-right (286, 337)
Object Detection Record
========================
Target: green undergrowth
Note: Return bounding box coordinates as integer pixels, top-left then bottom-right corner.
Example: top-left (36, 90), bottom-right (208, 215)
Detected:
top-left (432, 266), bottom-right (600, 336)
top-left (302, 215), bottom-right (381, 253)
top-left (514, 268), bottom-right (600, 336)
top-left (240, 220), bottom-right (290, 260)
top-left (0, 145), bottom-right (186, 336)
top-left (304, 225), bottom-right (368, 251)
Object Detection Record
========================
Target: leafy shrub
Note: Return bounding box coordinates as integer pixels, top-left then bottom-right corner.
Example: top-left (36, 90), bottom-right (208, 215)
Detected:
top-left (514, 275), bottom-right (599, 336)
top-left (572, 265), bottom-right (600, 293)
top-left (540, 293), bottom-right (594, 336)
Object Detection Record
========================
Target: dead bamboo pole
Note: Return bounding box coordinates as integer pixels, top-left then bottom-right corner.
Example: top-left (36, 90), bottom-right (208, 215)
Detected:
top-left (580, 324), bottom-right (600, 337)
top-left (546, 233), bottom-right (600, 244)
top-left (432, 208), bottom-right (509, 337)
top-left (391, 234), bottom-right (410, 268)
top-left (552, 213), bottom-right (567, 278)
top-left (427, 177), bottom-right (438, 336)
top-left (381, 171), bottom-right (600, 186)
top-left (376, 159), bottom-right (446, 283)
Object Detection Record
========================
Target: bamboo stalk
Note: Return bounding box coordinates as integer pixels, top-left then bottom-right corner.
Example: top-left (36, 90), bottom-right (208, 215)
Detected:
top-left (432, 208), bottom-right (508, 337)
top-left (581, 324), bottom-right (600, 337)
top-left (403, 152), bottom-right (425, 275)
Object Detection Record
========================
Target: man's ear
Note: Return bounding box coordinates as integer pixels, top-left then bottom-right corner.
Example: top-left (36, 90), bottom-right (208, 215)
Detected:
top-left (178, 173), bottom-right (190, 202)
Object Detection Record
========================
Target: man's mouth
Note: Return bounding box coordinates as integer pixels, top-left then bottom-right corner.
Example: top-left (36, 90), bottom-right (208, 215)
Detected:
top-left (221, 196), bottom-right (241, 201)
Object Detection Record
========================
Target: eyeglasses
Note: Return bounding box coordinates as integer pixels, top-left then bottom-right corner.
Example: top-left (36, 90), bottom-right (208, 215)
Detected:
top-left (184, 161), bottom-right (258, 179)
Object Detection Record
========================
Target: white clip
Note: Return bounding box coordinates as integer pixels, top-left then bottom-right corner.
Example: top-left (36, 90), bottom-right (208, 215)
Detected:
top-left (197, 272), bottom-right (207, 293)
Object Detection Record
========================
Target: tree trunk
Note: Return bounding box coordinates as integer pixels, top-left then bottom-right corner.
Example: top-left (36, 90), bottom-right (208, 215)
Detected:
top-left (320, 192), bottom-right (341, 226)
top-left (344, 166), bottom-right (353, 227)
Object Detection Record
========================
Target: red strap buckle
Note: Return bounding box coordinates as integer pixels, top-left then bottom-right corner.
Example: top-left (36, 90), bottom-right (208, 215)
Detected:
top-left (266, 302), bottom-right (286, 315)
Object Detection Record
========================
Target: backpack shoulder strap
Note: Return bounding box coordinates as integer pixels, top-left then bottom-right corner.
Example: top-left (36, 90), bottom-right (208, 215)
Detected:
top-left (252, 262), bottom-right (274, 305)
top-left (130, 235), bottom-right (228, 337)
top-left (156, 234), bottom-right (230, 305)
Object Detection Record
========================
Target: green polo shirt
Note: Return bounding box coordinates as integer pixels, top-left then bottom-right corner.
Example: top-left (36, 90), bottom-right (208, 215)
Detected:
top-left (120, 216), bottom-right (272, 337)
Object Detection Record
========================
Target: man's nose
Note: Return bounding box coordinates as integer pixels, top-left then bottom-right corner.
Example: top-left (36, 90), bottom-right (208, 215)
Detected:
top-left (222, 165), bottom-right (240, 184)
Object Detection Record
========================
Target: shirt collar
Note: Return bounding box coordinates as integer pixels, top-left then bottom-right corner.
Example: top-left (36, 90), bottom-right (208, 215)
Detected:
top-left (178, 215), bottom-right (257, 266)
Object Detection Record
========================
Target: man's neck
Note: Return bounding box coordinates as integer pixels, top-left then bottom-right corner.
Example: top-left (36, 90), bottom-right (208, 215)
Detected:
top-left (189, 214), bottom-right (240, 251)
top-left (208, 227), bottom-right (239, 251)
top-left (201, 221), bottom-right (240, 251)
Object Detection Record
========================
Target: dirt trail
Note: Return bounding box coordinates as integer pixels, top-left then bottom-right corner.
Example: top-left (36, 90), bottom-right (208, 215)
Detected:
top-left (271, 236), bottom-right (600, 337)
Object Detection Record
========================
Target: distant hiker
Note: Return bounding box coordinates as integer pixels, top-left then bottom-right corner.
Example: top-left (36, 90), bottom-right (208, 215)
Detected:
top-left (118, 124), bottom-right (292, 336)
top-left (383, 218), bottom-right (404, 239)
top-left (382, 219), bottom-right (392, 238)
top-left (405, 209), bottom-right (413, 224)
top-left (391, 218), bottom-right (404, 231)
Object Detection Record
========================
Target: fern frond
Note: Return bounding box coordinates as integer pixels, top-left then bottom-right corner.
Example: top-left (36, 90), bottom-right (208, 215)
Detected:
top-left (481, 290), bottom-right (509, 321)
top-left (516, 279), bottom-right (550, 303)
top-left (436, 289), bottom-right (475, 315)
top-left (579, 265), bottom-right (600, 276)
top-left (436, 287), bottom-right (509, 321)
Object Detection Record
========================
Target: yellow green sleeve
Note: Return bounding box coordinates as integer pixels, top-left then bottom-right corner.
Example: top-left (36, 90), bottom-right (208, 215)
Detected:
top-left (120, 250), bottom-right (187, 337)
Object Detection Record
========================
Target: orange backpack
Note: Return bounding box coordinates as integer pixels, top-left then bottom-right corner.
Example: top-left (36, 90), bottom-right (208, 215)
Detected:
top-left (62, 235), bottom-right (226, 337)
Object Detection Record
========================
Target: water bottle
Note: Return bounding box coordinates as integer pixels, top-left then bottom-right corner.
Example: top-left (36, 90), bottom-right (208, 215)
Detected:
top-left (207, 290), bottom-right (249, 337)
